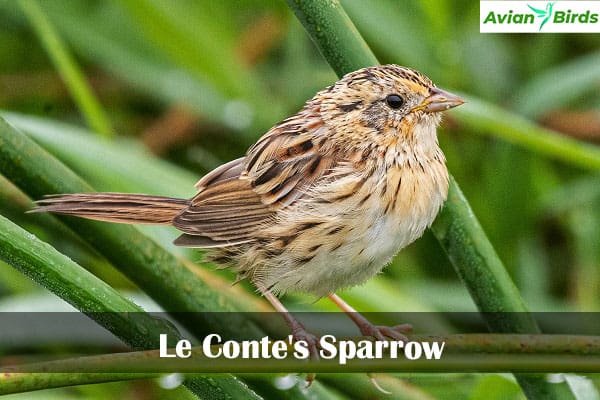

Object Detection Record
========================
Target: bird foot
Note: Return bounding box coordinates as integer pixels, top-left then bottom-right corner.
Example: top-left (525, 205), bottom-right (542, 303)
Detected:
top-left (289, 322), bottom-right (320, 386)
top-left (290, 323), bottom-right (321, 361)
top-left (358, 322), bottom-right (412, 342)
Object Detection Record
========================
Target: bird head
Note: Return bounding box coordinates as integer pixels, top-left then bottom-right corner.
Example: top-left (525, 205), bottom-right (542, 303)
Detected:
top-left (316, 65), bottom-right (464, 154)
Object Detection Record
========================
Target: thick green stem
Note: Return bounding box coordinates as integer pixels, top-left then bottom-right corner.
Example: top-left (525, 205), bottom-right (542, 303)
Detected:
top-left (6, 354), bottom-right (599, 373)
top-left (0, 373), bottom-right (159, 396)
top-left (4, 334), bottom-right (600, 374)
top-left (0, 215), bottom-right (263, 399)
top-left (286, 0), bottom-right (578, 398)
top-left (431, 178), bottom-right (537, 328)
top-left (288, 0), bottom-right (378, 73)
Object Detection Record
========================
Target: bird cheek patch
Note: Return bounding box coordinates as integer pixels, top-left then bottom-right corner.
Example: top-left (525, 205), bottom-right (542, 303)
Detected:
top-left (360, 102), bottom-right (388, 131)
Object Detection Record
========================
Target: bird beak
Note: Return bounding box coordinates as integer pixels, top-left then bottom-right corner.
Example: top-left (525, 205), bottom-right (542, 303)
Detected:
top-left (412, 87), bottom-right (465, 113)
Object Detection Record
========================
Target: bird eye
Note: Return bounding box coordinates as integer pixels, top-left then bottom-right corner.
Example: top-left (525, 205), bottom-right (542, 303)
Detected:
top-left (385, 94), bottom-right (404, 109)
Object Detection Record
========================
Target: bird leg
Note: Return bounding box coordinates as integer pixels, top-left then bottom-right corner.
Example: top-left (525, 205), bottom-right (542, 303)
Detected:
top-left (328, 293), bottom-right (412, 342)
top-left (262, 290), bottom-right (320, 358)
top-left (261, 290), bottom-right (319, 385)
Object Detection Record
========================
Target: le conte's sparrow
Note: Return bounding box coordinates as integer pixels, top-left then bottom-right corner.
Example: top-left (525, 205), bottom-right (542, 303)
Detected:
top-left (35, 64), bottom-right (464, 352)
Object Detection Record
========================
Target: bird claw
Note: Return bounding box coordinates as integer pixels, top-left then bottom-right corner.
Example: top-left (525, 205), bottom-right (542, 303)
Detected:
top-left (304, 372), bottom-right (316, 387)
top-left (368, 373), bottom-right (392, 394)
top-left (359, 323), bottom-right (413, 342)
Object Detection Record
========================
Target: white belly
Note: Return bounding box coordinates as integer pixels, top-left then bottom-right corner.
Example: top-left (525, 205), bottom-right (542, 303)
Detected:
top-left (287, 204), bottom-right (433, 296)
top-left (251, 160), bottom-right (448, 297)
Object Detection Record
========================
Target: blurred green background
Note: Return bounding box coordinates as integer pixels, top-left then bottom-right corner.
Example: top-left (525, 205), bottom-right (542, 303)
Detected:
top-left (0, 0), bottom-right (599, 399)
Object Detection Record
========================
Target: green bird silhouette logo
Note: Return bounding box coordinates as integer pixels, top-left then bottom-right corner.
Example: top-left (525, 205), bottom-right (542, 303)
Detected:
top-left (528, 2), bottom-right (555, 31)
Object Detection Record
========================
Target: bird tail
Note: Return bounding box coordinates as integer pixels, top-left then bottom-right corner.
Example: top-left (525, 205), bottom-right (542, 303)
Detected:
top-left (32, 193), bottom-right (189, 225)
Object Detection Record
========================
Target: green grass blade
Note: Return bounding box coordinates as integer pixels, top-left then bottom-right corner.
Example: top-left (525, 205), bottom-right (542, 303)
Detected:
top-left (17, 0), bottom-right (114, 139)
top-left (117, 0), bottom-right (250, 98)
top-left (3, 112), bottom-right (197, 197)
top-left (453, 96), bottom-right (600, 171)
top-left (116, 0), bottom-right (284, 131)
top-left (513, 50), bottom-right (600, 118)
top-left (286, 0), bottom-right (578, 398)
top-left (41, 0), bottom-right (232, 127)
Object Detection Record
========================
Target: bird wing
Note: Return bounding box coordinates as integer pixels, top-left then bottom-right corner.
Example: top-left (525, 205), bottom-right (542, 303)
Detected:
top-left (244, 116), bottom-right (334, 206)
top-left (173, 114), bottom-right (334, 247)
top-left (527, 4), bottom-right (546, 16)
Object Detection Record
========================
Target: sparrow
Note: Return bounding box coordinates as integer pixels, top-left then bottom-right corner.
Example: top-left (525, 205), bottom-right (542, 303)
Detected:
top-left (34, 64), bottom-right (464, 352)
